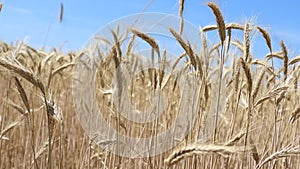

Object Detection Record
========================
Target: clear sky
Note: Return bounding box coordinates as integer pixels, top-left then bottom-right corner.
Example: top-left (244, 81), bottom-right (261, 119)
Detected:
top-left (0, 0), bottom-right (299, 57)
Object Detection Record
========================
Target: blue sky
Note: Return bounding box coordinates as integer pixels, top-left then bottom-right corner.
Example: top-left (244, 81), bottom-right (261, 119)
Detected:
top-left (0, 0), bottom-right (299, 57)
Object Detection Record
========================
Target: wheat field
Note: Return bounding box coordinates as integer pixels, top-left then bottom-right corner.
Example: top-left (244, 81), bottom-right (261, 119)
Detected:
top-left (0, 2), bottom-right (300, 169)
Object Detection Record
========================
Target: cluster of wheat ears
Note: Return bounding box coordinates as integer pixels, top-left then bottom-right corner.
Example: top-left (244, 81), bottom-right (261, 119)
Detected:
top-left (0, 1), bottom-right (300, 169)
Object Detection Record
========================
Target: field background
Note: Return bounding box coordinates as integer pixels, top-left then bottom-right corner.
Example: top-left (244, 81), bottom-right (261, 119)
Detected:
top-left (1, 2), bottom-right (300, 169)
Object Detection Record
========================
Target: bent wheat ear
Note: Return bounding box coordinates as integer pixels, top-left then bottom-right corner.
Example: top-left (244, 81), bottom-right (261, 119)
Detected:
top-left (179, 0), bottom-right (184, 35)
top-left (257, 26), bottom-right (272, 53)
top-left (111, 46), bottom-right (120, 68)
top-left (280, 40), bottom-right (288, 80)
top-left (59, 3), bottom-right (63, 23)
top-left (266, 51), bottom-right (284, 60)
top-left (207, 2), bottom-right (226, 44)
top-left (111, 30), bottom-right (122, 59)
top-left (289, 107), bottom-right (300, 124)
top-left (51, 62), bottom-right (75, 77)
top-left (126, 34), bottom-right (136, 57)
top-left (231, 40), bottom-right (244, 52)
top-left (252, 70), bottom-right (265, 100)
top-left (251, 59), bottom-right (277, 76)
top-left (5, 99), bottom-right (26, 115)
top-left (165, 143), bottom-right (253, 165)
top-left (226, 28), bottom-right (232, 53)
top-left (179, 0), bottom-right (184, 17)
top-left (169, 28), bottom-right (197, 70)
top-left (14, 77), bottom-right (30, 112)
top-left (202, 23), bottom-right (244, 32)
top-left (289, 55), bottom-right (300, 65)
top-left (225, 130), bottom-right (246, 146)
top-left (244, 23), bottom-right (251, 62)
top-left (240, 57), bottom-right (252, 94)
top-left (249, 140), bottom-right (260, 165)
top-left (0, 58), bottom-right (46, 95)
top-left (0, 118), bottom-right (23, 140)
top-left (226, 23), bottom-right (244, 30)
top-left (131, 28), bottom-right (160, 56)
top-left (257, 145), bottom-right (300, 169)
top-left (31, 139), bottom-right (59, 167)
top-left (172, 52), bottom-right (186, 70)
